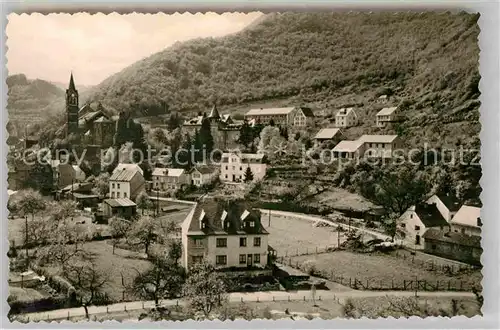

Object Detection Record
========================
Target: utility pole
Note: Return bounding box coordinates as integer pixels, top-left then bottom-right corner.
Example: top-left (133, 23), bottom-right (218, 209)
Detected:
top-left (268, 210), bottom-right (271, 227)
top-left (24, 215), bottom-right (29, 265)
top-left (156, 189), bottom-right (160, 216)
top-left (337, 226), bottom-right (341, 247)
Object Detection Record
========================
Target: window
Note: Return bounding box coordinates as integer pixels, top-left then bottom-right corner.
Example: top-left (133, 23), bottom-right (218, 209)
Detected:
top-left (117, 183), bottom-right (121, 189)
top-left (192, 256), bottom-right (203, 264)
top-left (124, 192), bottom-right (127, 198)
top-left (240, 166), bottom-right (242, 171)
top-left (117, 192), bottom-right (120, 198)
top-left (112, 183), bottom-right (115, 189)
top-left (239, 254), bottom-right (246, 264)
top-left (253, 237), bottom-right (261, 247)
top-left (225, 174), bottom-right (228, 179)
top-left (225, 166), bottom-right (228, 170)
top-left (254, 254), bottom-right (260, 264)
top-left (414, 225), bottom-right (420, 230)
top-left (401, 223), bottom-right (406, 228)
top-left (111, 192), bottom-right (115, 198)
top-left (193, 238), bottom-right (203, 247)
top-left (216, 238), bottom-right (227, 248)
top-left (240, 237), bottom-right (247, 247)
top-left (410, 214), bottom-right (413, 219)
top-left (249, 221), bottom-right (255, 227)
top-left (216, 255), bottom-right (227, 265)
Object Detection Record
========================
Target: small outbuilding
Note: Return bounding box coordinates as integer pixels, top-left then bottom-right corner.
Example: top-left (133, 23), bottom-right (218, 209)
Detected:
top-left (103, 198), bottom-right (137, 220)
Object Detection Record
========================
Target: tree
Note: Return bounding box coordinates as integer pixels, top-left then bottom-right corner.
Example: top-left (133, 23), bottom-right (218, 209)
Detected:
top-left (129, 216), bottom-right (158, 255)
top-left (238, 119), bottom-right (254, 148)
top-left (66, 258), bottom-right (109, 319)
top-left (199, 118), bottom-right (214, 154)
top-left (182, 261), bottom-right (227, 318)
top-left (372, 166), bottom-right (429, 216)
top-left (135, 191), bottom-right (153, 215)
top-left (92, 172), bottom-right (110, 198)
top-left (257, 126), bottom-right (281, 154)
top-left (131, 257), bottom-right (185, 306)
top-left (12, 189), bottom-right (47, 221)
top-left (108, 217), bottom-right (131, 254)
top-left (243, 166), bottom-right (254, 183)
top-left (167, 240), bottom-right (182, 265)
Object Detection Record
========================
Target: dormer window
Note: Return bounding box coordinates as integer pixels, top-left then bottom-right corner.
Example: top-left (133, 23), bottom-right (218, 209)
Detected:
top-left (249, 221), bottom-right (255, 227)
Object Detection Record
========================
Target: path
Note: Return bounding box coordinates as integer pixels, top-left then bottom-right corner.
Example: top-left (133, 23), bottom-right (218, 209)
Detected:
top-left (148, 196), bottom-right (196, 205)
top-left (19, 290), bottom-right (474, 322)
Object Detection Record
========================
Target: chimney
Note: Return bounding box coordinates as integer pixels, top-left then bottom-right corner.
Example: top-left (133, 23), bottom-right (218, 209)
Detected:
top-left (221, 210), bottom-right (228, 229)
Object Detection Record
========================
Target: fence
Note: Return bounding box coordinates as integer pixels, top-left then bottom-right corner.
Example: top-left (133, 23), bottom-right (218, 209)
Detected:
top-left (392, 250), bottom-right (479, 274)
top-left (280, 256), bottom-right (479, 292)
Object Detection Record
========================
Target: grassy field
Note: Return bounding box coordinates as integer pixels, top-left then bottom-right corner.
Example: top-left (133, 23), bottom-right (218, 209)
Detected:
top-left (262, 214), bottom-right (374, 257)
top-left (38, 240), bottom-right (152, 302)
top-left (288, 251), bottom-right (482, 291)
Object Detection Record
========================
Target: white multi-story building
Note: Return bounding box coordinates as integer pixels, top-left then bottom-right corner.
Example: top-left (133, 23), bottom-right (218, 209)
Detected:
top-left (376, 107), bottom-right (398, 128)
top-left (181, 197), bottom-right (269, 271)
top-left (244, 107), bottom-right (314, 127)
top-left (335, 108), bottom-right (358, 128)
top-left (220, 152), bottom-right (267, 183)
top-left (109, 165), bottom-right (145, 200)
top-left (359, 135), bottom-right (402, 158)
top-left (152, 168), bottom-right (190, 191)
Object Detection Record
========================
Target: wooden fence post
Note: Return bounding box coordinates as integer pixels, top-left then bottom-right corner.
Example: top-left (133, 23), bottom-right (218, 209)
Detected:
top-left (392, 279), bottom-right (394, 289)
top-left (403, 280), bottom-right (406, 289)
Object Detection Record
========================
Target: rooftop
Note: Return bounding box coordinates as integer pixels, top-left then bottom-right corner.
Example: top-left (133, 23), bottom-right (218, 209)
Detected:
top-left (314, 128), bottom-right (342, 140)
top-left (221, 152), bottom-right (267, 164)
top-left (245, 107), bottom-right (296, 116)
top-left (113, 163), bottom-right (143, 176)
top-left (299, 107), bottom-right (315, 117)
top-left (359, 134), bottom-right (398, 144)
top-left (193, 165), bottom-right (218, 175)
top-left (435, 192), bottom-right (461, 212)
top-left (414, 203), bottom-right (449, 228)
top-left (185, 197), bottom-right (268, 236)
top-left (423, 228), bottom-right (481, 248)
top-left (152, 168), bottom-right (185, 177)
top-left (376, 107), bottom-right (398, 116)
top-left (110, 168), bottom-right (138, 182)
top-left (104, 198), bottom-right (137, 208)
top-left (332, 140), bottom-right (364, 153)
top-left (451, 205), bottom-right (482, 228)
top-left (336, 107), bottom-right (355, 117)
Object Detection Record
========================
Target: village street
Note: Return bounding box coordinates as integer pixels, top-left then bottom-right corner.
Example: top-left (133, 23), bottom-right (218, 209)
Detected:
top-left (21, 289), bottom-right (475, 322)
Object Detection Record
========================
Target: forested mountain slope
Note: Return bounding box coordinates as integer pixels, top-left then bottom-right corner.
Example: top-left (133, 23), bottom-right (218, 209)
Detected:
top-left (87, 11), bottom-right (479, 146)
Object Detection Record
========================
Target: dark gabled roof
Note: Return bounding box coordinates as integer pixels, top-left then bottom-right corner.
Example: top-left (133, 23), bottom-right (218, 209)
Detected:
top-left (423, 228), bottom-right (481, 248)
top-left (187, 197), bottom-right (268, 236)
top-left (415, 203), bottom-right (449, 228)
top-left (436, 192), bottom-right (461, 212)
top-left (300, 107), bottom-right (315, 118)
top-left (194, 165), bottom-right (217, 175)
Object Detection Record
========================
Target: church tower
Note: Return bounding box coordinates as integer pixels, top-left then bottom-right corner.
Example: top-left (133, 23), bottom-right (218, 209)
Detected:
top-left (66, 72), bottom-right (79, 138)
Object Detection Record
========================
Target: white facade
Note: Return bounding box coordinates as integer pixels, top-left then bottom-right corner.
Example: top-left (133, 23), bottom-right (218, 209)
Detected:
top-left (220, 153), bottom-right (267, 183)
top-left (191, 167), bottom-right (218, 187)
top-left (376, 107), bottom-right (398, 128)
top-left (450, 205), bottom-right (482, 237)
top-left (335, 108), bottom-right (358, 128)
top-left (398, 207), bottom-right (429, 248)
top-left (360, 135), bottom-right (401, 158)
top-left (109, 181), bottom-right (131, 199)
top-left (152, 168), bottom-right (189, 191)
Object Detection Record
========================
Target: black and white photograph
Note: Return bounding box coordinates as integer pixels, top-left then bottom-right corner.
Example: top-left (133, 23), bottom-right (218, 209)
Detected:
top-left (5, 10), bottom-right (484, 322)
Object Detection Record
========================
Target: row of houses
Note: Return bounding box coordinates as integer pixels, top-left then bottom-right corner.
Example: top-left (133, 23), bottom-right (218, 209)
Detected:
top-left (313, 129), bottom-right (403, 159)
top-left (332, 106), bottom-right (401, 129)
top-left (398, 193), bottom-right (482, 265)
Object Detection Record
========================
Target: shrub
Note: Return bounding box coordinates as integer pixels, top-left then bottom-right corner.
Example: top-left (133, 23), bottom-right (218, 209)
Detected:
top-left (301, 259), bottom-right (318, 276)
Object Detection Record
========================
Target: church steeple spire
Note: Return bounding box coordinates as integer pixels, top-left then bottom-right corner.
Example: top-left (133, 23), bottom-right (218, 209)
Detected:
top-left (68, 72), bottom-right (76, 91)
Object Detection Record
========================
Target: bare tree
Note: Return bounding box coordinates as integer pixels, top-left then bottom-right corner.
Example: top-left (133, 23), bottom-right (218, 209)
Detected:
top-left (182, 261), bottom-right (227, 318)
top-left (11, 189), bottom-right (47, 221)
top-left (131, 257), bottom-right (185, 306)
top-left (129, 216), bottom-right (158, 255)
top-left (108, 216), bottom-right (132, 254)
top-left (66, 258), bottom-right (109, 319)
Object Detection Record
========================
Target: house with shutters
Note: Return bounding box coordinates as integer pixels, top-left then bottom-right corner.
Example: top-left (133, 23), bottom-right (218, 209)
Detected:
top-left (181, 197), bottom-right (270, 271)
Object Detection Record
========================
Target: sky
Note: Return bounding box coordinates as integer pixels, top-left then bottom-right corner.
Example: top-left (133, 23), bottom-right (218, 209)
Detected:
top-left (6, 12), bottom-right (263, 86)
